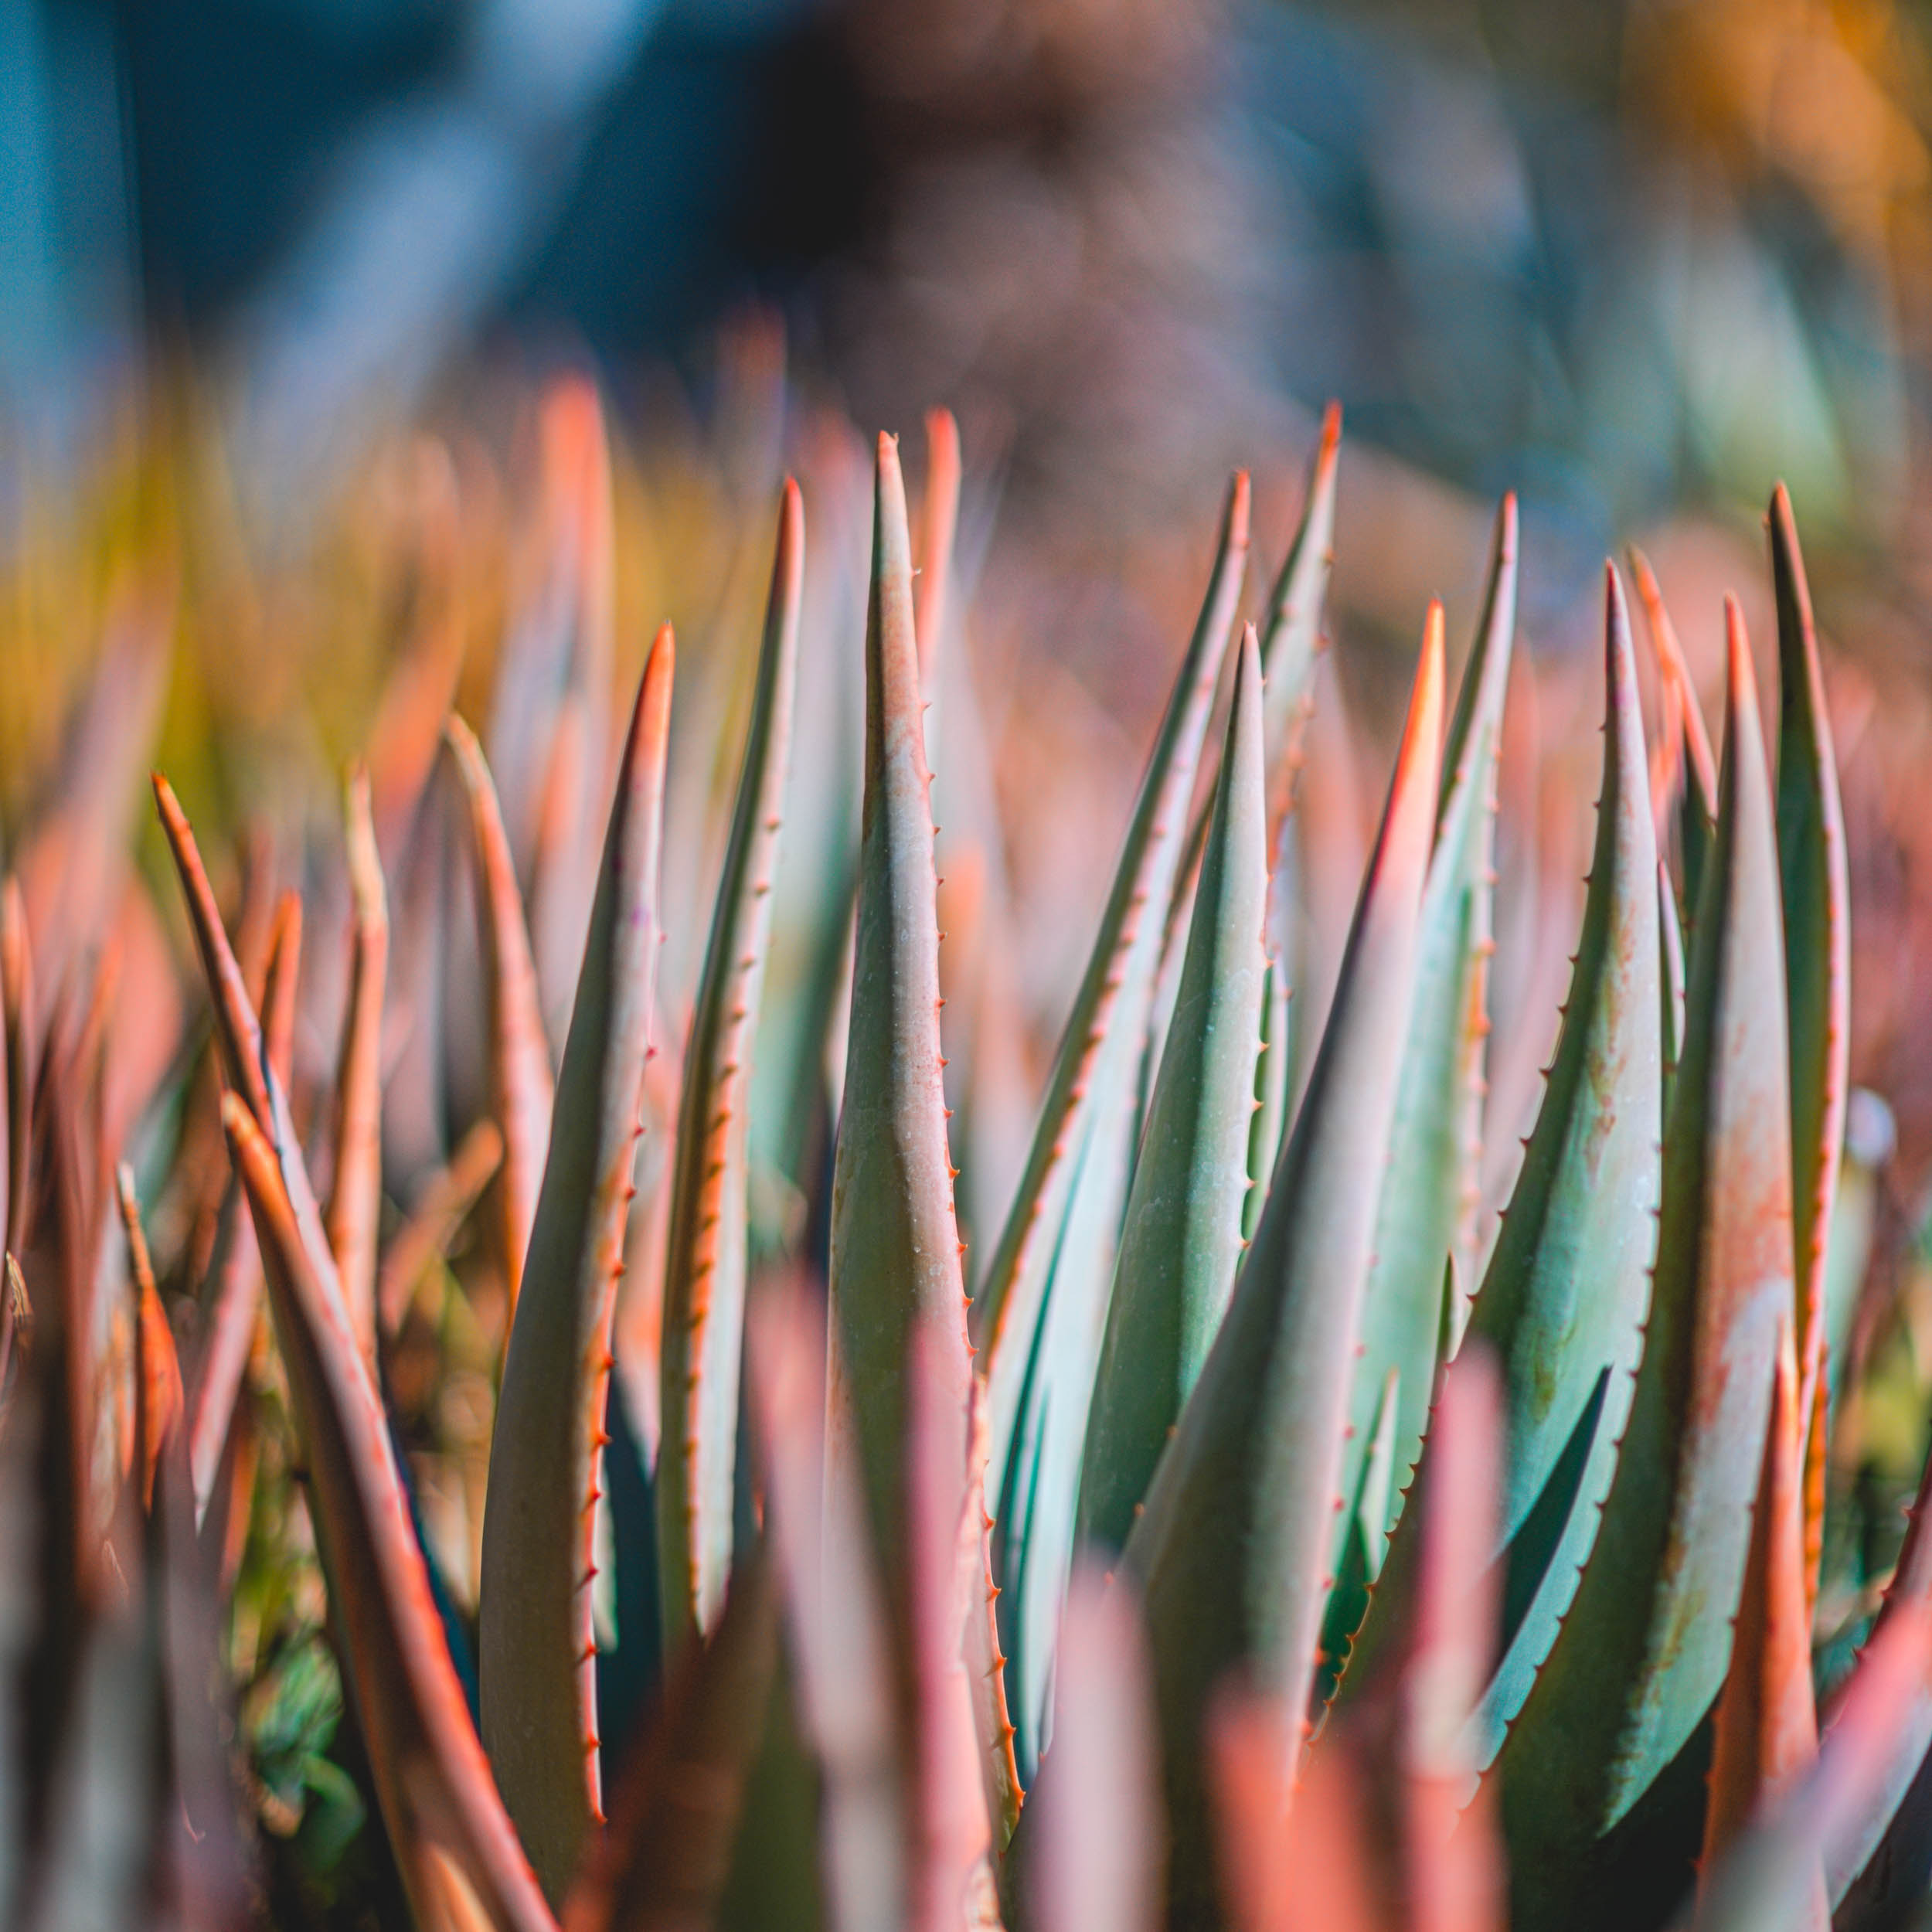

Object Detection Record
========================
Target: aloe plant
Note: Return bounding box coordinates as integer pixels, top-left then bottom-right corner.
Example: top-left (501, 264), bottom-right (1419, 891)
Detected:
top-left (1, 366), bottom-right (1924, 1932)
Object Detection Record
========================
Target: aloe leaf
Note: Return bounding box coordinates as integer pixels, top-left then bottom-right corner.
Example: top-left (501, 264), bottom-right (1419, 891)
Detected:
top-left (657, 482), bottom-right (802, 1662)
top-left (1316, 1366), bottom-right (1400, 1708)
top-left (480, 631), bottom-right (675, 1903)
top-left (1767, 484), bottom-right (1849, 1610)
top-left (1496, 600), bottom-right (1794, 1932)
top-left (1123, 611), bottom-right (1442, 1927)
top-left (1259, 401), bottom-right (1342, 790)
top-left (446, 715), bottom-right (556, 1317)
top-left (1338, 501), bottom-right (1516, 1577)
top-left (1660, 859), bottom-right (1687, 1103)
top-left (1078, 624), bottom-right (1268, 1556)
top-left (561, 1546), bottom-right (779, 1932)
top-left (1338, 567), bottom-right (1661, 1761)
top-left (976, 475), bottom-right (1248, 1774)
top-left (1631, 547), bottom-right (1718, 921)
top-left (326, 768), bottom-right (388, 1365)
top-left (826, 432), bottom-right (971, 1590)
top-left (1242, 961), bottom-right (1289, 1244)
top-left (1699, 1316), bottom-right (1817, 1893)
top-left (223, 1094), bottom-right (556, 1930)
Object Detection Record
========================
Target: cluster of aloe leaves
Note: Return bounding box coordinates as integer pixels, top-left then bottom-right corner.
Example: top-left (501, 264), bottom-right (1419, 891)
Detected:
top-left (0, 367), bottom-right (1928, 1932)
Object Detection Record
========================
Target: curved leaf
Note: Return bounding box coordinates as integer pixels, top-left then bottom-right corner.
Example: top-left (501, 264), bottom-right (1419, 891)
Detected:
top-left (1124, 608), bottom-right (1443, 1927)
top-left (975, 474), bottom-right (1249, 1774)
top-left (658, 480), bottom-right (803, 1657)
top-left (1339, 500), bottom-right (1516, 1577)
top-left (1767, 483), bottom-right (1849, 1612)
top-left (224, 1094), bottom-right (556, 1932)
top-left (1339, 566), bottom-right (1661, 1760)
top-left (326, 767), bottom-right (388, 1365)
top-left (826, 432), bottom-right (971, 1590)
top-left (446, 713), bottom-right (556, 1318)
top-left (1497, 599), bottom-right (1794, 1932)
top-left (1078, 624), bottom-right (1267, 1556)
top-left (480, 630), bottom-right (675, 1902)
top-left (1630, 547), bottom-right (1717, 922)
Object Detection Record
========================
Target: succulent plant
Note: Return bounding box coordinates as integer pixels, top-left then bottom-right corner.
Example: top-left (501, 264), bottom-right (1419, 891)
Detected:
top-left (0, 369), bottom-right (1925, 1932)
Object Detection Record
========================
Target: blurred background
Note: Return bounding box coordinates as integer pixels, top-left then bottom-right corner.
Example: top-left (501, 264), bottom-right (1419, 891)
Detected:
top-left (9, 0), bottom-right (1932, 1362)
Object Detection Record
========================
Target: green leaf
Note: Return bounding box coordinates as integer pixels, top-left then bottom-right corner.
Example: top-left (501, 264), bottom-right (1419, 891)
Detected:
top-left (1497, 600), bottom-right (1795, 1932)
top-left (445, 713), bottom-right (556, 1318)
top-left (826, 432), bottom-right (971, 1604)
top-left (1077, 624), bottom-right (1269, 1557)
top-left (1768, 484), bottom-right (1849, 1583)
top-left (975, 474), bottom-right (1250, 1777)
top-left (1123, 610), bottom-right (1444, 1929)
top-left (1338, 567), bottom-right (1662, 1764)
top-left (658, 481), bottom-right (803, 1659)
top-left (1337, 498), bottom-right (1516, 1575)
top-left (480, 632), bottom-right (675, 1903)
top-left (1660, 857), bottom-right (1687, 1110)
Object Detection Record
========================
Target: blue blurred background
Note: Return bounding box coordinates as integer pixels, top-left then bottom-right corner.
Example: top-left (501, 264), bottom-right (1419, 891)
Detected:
top-left (6, 0), bottom-right (1929, 607)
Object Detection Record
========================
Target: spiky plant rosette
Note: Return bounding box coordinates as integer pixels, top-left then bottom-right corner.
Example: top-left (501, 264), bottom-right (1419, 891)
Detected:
top-left (0, 366), bottom-right (1920, 1932)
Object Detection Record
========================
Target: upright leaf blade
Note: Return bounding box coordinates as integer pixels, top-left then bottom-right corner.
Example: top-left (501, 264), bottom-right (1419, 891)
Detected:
top-left (1497, 600), bottom-right (1794, 1932)
top-left (658, 480), bottom-right (802, 1657)
top-left (1767, 484), bottom-right (1849, 1612)
top-left (1338, 502), bottom-right (1516, 1583)
top-left (1124, 611), bottom-right (1444, 1928)
top-left (480, 631), bottom-right (675, 1903)
top-left (827, 432), bottom-right (971, 1601)
top-left (223, 1096), bottom-right (556, 1932)
top-left (446, 713), bottom-right (556, 1317)
top-left (326, 767), bottom-right (388, 1366)
top-left (1339, 568), bottom-right (1661, 1760)
top-left (1078, 626), bottom-right (1268, 1556)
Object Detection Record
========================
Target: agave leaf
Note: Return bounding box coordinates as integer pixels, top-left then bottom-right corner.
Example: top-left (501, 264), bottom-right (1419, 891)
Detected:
top-left (561, 1546), bottom-right (779, 1932)
top-left (1339, 502), bottom-right (1515, 1580)
top-left (961, 1383), bottom-right (1023, 1852)
top-left (446, 714), bottom-right (556, 1316)
top-left (1124, 612), bottom-right (1442, 1928)
top-left (1338, 568), bottom-right (1661, 1761)
top-left (1630, 548), bottom-right (1718, 921)
top-left (1691, 1606), bottom-right (1932, 1932)
top-left (1699, 1316), bottom-right (1816, 1891)
top-left (658, 481), bottom-right (802, 1659)
top-left (1316, 1366), bottom-right (1402, 1708)
top-left (481, 631), bottom-right (675, 1902)
top-left (1029, 1566), bottom-right (1161, 1932)
top-left (1079, 624), bottom-right (1268, 1556)
top-left (1259, 401), bottom-right (1342, 797)
top-left (977, 475), bottom-right (1249, 1774)
top-left (1767, 484), bottom-right (1849, 1614)
top-left (224, 1096), bottom-right (556, 1931)
top-left (1496, 600), bottom-right (1794, 1932)
top-left (325, 767), bottom-right (389, 1364)
top-left (826, 431), bottom-right (971, 1596)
